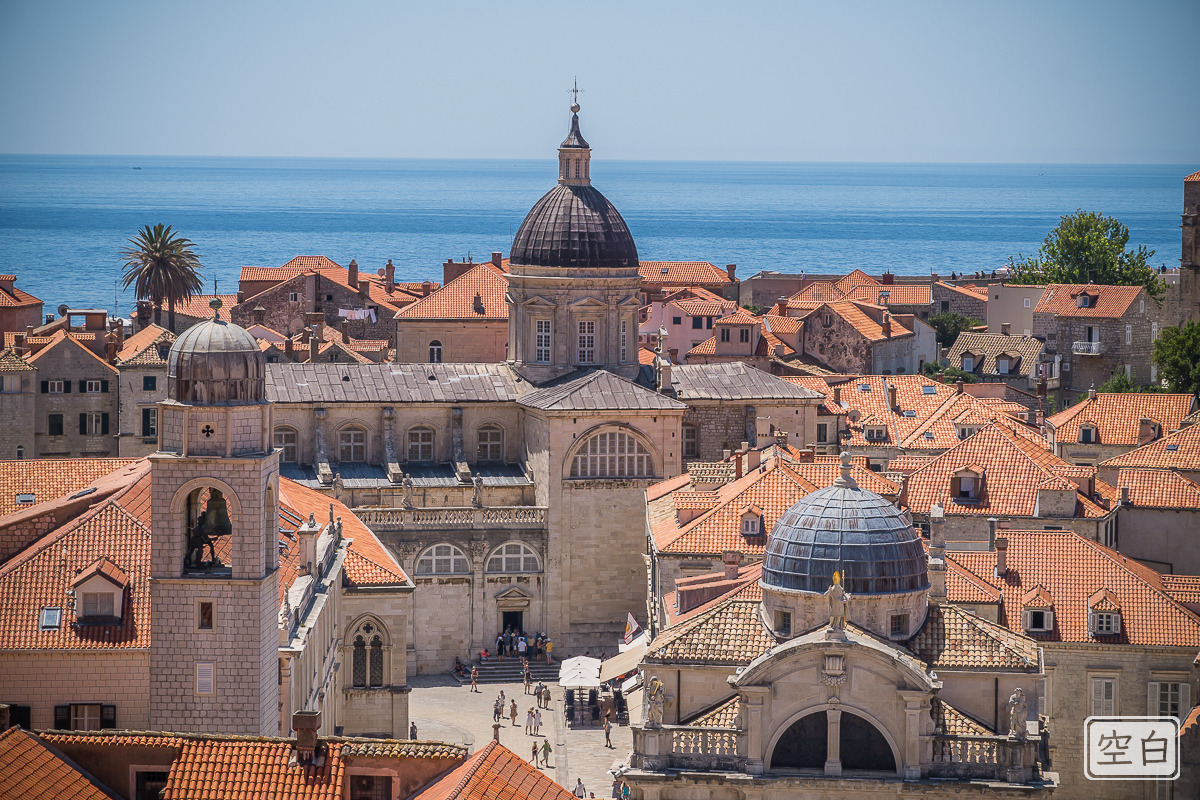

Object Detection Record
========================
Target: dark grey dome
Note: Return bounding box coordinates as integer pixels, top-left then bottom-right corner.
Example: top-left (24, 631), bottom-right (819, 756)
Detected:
top-left (168, 301), bottom-right (265, 405)
top-left (510, 184), bottom-right (639, 270)
top-left (762, 461), bottom-right (928, 595)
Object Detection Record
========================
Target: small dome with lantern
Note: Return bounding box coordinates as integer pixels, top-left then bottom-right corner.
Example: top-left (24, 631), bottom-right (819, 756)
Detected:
top-left (167, 298), bottom-right (266, 405)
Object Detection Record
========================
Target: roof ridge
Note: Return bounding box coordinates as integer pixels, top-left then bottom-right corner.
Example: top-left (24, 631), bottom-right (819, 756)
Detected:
top-left (0, 496), bottom-right (149, 580)
top-left (444, 739), bottom-right (495, 798)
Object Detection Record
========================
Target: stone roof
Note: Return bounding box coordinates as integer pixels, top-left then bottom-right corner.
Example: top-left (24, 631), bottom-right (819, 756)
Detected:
top-left (1097, 421), bottom-right (1200, 471)
top-left (0, 348), bottom-right (35, 372)
top-left (670, 362), bottom-right (823, 401)
top-left (0, 727), bottom-right (116, 800)
top-left (395, 262), bottom-right (509, 321)
top-left (266, 363), bottom-right (522, 404)
top-left (1047, 393), bottom-right (1194, 447)
top-left (945, 332), bottom-right (1044, 379)
top-left (413, 740), bottom-right (573, 800)
top-left (908, 602), bottom-right (1040, 672)
top-left (947, 529), bottom-right (1200, 647)
top-left (638, 261), bottom-right (732, 286)
top-left (1032, 283), bottom-right (1143, 319)
top-left (510, 183), bottom-right (639, 270)
top-left (518, 369), bottom-right (686, 412)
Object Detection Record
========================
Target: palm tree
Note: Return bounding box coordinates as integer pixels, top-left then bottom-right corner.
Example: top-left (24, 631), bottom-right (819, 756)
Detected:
top-left (120, 224), bottom-right (204, 333)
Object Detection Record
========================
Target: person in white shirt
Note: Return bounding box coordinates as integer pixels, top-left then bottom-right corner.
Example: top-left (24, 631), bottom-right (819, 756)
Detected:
top-left (573, 779), bottom-right (586, 798)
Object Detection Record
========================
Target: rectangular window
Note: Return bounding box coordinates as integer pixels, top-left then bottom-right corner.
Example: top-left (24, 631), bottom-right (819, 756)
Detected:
top-left (535, 319), bottom-right (552, 363)
top-left (48, 413), bottom-right (64, 436)
top-left (739, 328), bottom-right (750, 343)
top-left (720, 328), bottom-right (730, 342)
top-left (340, 430), bottom-right (367, 462)
top-left (682, 426), bottom-right (698, 458)
top-left (274, 428), bottom-right (297, 462)
top-left (1126, 325), bottom-right (1132, 345)
top-left (1038, 677), bottom-right (1048, 716)
top-left (706, 317), bottom-right (713, 329)
top-left (1154, 682), bottom-right (1186, 719)
top-left (289, 292), bottom-right (299, 302)
top-left (407, 428), bottom-right (433, 462)
top-left (85, 380), bottom-right (101, 393)
top-left (621, 319), bottom-right (628, 362)
top-left (83, 412), bottom-right (104, 435)
top-left (1, 375), bottom-right (20, 393)
top-left (1093, 612), bottom-right (1117, 634)
top-left (890, 613), bottom-right (909, 637)
top-left (477, 427), bottom-right (502, 461)
top-left (1024, 298), bottom-right (1031, 308)
top-left (39, 607), bottom-right (62, 630)
top-left (1081, 428), bottom-right (1093, 444)
top-left (961, 356), bottom-right (974, 371)
top-left (774, 611), bottom-right (792, 636)
top-left (142, 407), bottom-right (158, 437)
top-left (136, 772), bottom-right (170, 800)
top-left (941, 301), bottom-right (950, 312)
top-left (1090, 677), bottom-right (1116, 716)
top-left (195, 661), bottom-right (215, 695)
top-left (81, 592), bottom-right (113, 617)
top-left (142, 375), bottom-right (157, 391)
top-left (47, 380), bottom-right (64, 393)
top-left (350, 775), bottom-right (392, 800)
top-left (1152, 322), bottom-right (1158, 341)
top-left (817, 423), bottom-right (828, 443)
top-left (197, 601), bottom-right (214, 631)
top-left (70, 704), bottom-right (102, 731)
top-left (577, 320), bottom-right (595, 364)
top-left (996, 358), bottom-right (1009, 374)
top-left (692, 317), bottom-right (702, 329)
top-left (741, 517), bottom-right (759, 535)
top-left (672, 316), bottom-right (682, 326)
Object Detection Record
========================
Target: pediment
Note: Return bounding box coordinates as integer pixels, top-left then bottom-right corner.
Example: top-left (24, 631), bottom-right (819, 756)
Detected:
top-left (494, 584), bottom-right (534, 600)
top-left (521, 295), bottom-right (558, 309)
top-left (568, 296), bottom-right (609, 310)
top-left (617, 295), bottom-right (642, 309)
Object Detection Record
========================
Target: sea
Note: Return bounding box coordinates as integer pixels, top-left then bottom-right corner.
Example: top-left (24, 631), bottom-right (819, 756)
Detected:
top-left (0, 155), bottom-right (1190, 315)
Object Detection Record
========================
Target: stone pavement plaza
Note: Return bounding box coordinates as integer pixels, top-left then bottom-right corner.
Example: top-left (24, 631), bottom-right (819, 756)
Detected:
top-left (408, 676), bottom-right (634, 797)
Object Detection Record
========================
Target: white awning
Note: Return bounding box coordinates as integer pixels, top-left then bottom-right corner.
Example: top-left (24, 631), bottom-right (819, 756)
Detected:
top-left (620, 673), bottom-right (642, 694)
top-left (559, 668), bottom-right (602, 689)
top-left (626, 686), bottom-right (644, 726)
top-left (599, 640), bottom-right (648, 683)
top-left (559, 655), bottom-right (601, 674)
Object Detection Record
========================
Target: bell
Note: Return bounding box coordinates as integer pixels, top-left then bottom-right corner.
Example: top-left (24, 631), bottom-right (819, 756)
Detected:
top-left (203, 490), bottom-right (234, 538)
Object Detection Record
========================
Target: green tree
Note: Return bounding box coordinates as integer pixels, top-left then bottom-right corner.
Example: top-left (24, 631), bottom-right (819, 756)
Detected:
top-left (921, 361), bottom-right (978, 384)
top-left (1152, 322), bottom-right (1200, 397)
top-left (1096, 371), bottom-right (1137, 394)
top-left (1005, 209), bottom-right (1164, 300)
top-left (927, 312), bottom-right (982, 348)
top-left (120, 224), bottom-right (204, 333)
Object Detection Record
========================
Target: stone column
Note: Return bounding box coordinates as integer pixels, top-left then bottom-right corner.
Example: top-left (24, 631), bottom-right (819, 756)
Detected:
top-left (741, 686), bottom-right (769, 775)
top-left (469, 538), bottom-right (489, 652)
top-left (824, 706), bottom-right (842, 776)
top-left (899, 690), bottom-right (926, 780)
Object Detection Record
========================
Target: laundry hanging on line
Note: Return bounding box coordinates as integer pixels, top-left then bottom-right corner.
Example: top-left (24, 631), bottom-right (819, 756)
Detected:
top-left (338, 308), bottom-right (377, 322)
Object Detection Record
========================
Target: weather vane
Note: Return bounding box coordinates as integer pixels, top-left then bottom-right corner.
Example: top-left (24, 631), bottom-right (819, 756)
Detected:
top-left (568, 78), bottom-right (583, 107)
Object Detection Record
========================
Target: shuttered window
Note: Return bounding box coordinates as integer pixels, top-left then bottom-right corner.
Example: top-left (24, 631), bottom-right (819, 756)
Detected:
top-left (195, 661), bottom-right (215, 695)
top-left (1091, 677), bottom-right (1116, 716)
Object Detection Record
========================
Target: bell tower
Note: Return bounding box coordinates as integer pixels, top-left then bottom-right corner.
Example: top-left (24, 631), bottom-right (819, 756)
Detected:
top-left (148, 298), bottom-right (280, 735)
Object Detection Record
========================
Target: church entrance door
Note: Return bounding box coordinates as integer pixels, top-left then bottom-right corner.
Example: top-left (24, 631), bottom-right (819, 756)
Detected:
top-left (503, 610), bottom-right (524, 635)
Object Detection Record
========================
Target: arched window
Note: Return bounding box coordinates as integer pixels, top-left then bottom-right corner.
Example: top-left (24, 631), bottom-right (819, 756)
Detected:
top-left (416, 543), bottom-right (469, 575)
top-left (408, 427), bottom-right (433, 462)
top-left (428, 341), bottom-right (443, 363)
top-left (369, 635), bottom-right (384, 687)
top-left (352, 636), bottom-right (367, 687)
top-left (477, 425), bottom-right (503, 462)
top-left (570, 430), bottom-right (653, 478)
top-left (273, 427), bottom-right (297, 462)
top-left (339, 427), bottom-right (366, 462)
top-left (486, 542), bottom-right (541, 573)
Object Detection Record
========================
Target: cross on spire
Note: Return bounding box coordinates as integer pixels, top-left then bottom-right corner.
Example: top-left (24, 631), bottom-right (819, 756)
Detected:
top-left (568, 79), bottom-right (582, 107)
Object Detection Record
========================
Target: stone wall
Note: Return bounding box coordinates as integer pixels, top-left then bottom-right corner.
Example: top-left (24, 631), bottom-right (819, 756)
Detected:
top-left (116, 365), bottom-right (167, 457)
top-left (936, 512), bottom-right (1105, 544)
top-left (932, 283), bottom-right (987, 322)
top-left (0, 650), bottom-right (150, 730)
top-left (802, 312), bottom-right (873, 374)
top-left (230, 272), bottom-right (400, 342)
top-left (1113, 506), bottom-right (1200, 574)
top-left (394, 320), bottom-right (507, 364)
top-left (30, 342), bottom-right (119, 458)
top-left (681, 403), bottom-right (755, 462)
top-left (0, 383), bottom-right (35, 459)
top-left (341, 589), bottom-right (411, 737)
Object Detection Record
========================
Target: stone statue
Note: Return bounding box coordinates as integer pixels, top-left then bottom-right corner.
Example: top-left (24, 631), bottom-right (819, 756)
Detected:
top-left (472, 474), bottom-right (484, 508)
top-left (1007, 688), bottom-right (1028, 739)
top-left (645, 675), bottom-right (667, 728)
top-left (401, 472), bottom-right (414, 508)
top-left (825, 571), bottom-right (851, 631)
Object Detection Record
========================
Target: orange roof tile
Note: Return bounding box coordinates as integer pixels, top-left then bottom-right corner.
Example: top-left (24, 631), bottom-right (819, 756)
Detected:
top-left (71, 556), bottom-right (129, 589)
top-left (116, 324), bottom-right (175, 366)
top-left (1098, 422), bottom-right (1200, 471)
top-left (715, 310), bottom-right (758, 325)
top-left (762, 314), bottom-right (802, 336)
top-left (947, 529), bottom-right (1200, 647)
top-left (1161, 575), bottom-right (1200, 607)
top-left (0, 727), bottom-right (116, 800)
top-left (414, 740), bottom-right (573, 800)
top-left (932, 698), bottom-right (993, 736)
top-left (638, 261), bottom-right (732, 286)
top-left (824, 301), bottom-right (911, 342)
top-left (646, 596), bottom-right (775, 665)
top-left (662, 286), bottom-right (730, 305)
top-left (396, 262), bottom-right (509, 321)
top-left (685, 336), bottom-right (716, 357)
top-left (162, 737), bottom-right (344, 800)
top-left (788, 281), bottom-right (843, 304)
top-left (25, 330), bottom-right (118, 374)
top-left (1184, 170), bottom-right (1200, 182)
top-left (1103, 468), bottom-right (1200, 509)
top-left (664, 562), bottom-right (764, 626)
top-left (0, 281), bottom-right (42, 309)
top-left (1048, 393), bottom-right (1193, 447)
top-left (683, 695), bottom-right (740, 727)
top-left (0, 458), bottom-right (137, 517)
top-left (833, 269), bottom-right (880, 293)
top-left (240, 257), bottom-right (429, 314)
top-left (638, 346), bottom-right (657, 366)
top-left (908, 602), bottom-right (1040, 671)
top-left (844, 284), bottom-right (932, 306)
top-left (167, 294), bottom-right (239, 320)
top-left (1033, 283), bottom-right (1143, 319)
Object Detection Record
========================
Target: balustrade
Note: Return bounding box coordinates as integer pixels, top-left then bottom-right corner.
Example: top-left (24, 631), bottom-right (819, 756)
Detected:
top-left (351, 506), bottom-right (547, 531)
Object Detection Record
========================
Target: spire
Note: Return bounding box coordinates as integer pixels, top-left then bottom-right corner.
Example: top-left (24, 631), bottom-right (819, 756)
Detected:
top-left (558, 83), bottom-right (592, 187)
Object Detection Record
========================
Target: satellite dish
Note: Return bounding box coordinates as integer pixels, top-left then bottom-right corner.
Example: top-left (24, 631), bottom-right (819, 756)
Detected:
top-left (848, 409), bottom-right (861, 423)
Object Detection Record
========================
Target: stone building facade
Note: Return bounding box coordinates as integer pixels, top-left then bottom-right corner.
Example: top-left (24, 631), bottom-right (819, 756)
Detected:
top-left (27, 332), bottom-right (119, 458)
top-left (931, 280), bottom-right (988, 321)
top-left (113, 324), bottom-right (173, 457)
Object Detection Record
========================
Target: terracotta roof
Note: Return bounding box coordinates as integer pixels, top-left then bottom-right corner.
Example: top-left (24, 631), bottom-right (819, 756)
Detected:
top-left (947, 529), bottom-right (1200, 646)
top-left (932, 698), bottom-right (993, 736)
top-left (672, 492), bottom-right (719, 511)
top-left (240, 256), bottom-right (343, 282)
top-left (0, 727), bottom-right (117, 800)
top-left (1098, 422), bottom-right (1200, 471)
top-left (685, 461), bottom-right (737, 485)
top-left (886, 455), bottom-right (935, 475)
top-left (901, 423), bottom-right (1104, 518)
top-left (1101, 469), bottom-right (1200, 509)
top-left (1048, 394), bottom-right (1193, 447)
top-left (164, 294), bottom-right (239, 320)
top-left (664, 563), bottom-right (764, 627)
top-left (0, 281), bottom-right (41, 309)
top-left (240, 258), bottom-right (428, 314)
top-left (908, 602), bottom-right (1040, 671)
top-left (396, 261), bottom-right (509, 321)
top-left (638, 261), bottom-right (732, 286)
top-left (116, 324), bottom-right (175, 366)
top-left (38, 729), bottom-right (463, 760)
top-left (844, 284), bottom-right (932, 306)
top-left (945, 332), bottom-right (1043, 378)
top-left (1184, 170), bottom-right (1200, 182)
top-left (0, 348), bottom-right (36, 372)
top-left (762, 314), bottom-right (802, 336)
top-left (662, 286), bottom-right (729, 304)
top-left (25, 330), bottom-right (118, 374)
top-left (685, 337), bottom-right (717, 357)
top-left (645, 596), bottom-right (774, 665)
top-left (638, 346), bottom-right (657, 365)
top-left (71, 556), bottom-right (129, 589)
top-left (789, 282), bottom-right (844, 304)
top-left (715, 310), bottom-right (758, 326)
top-left (1032, 283), bottom-right (1143, 319)
top-left (162, 736), bottom-right (346, 800)
top-left (834, 269), bottom-right (880, 293)
top-left (824, 301), bottom-right (911, 342)
top-left (935, 281), bottom-right (991, 303)
top-left (1161, 575), bottom-right (1200, 607)
top-left (682, 695), bottom-right (740, 728)
top-left (0, 458), bottom-right (137, 518)
top-left (414, 740), bottom-right (572, 800)
top-left (673, 299), bottom-right (736, 318)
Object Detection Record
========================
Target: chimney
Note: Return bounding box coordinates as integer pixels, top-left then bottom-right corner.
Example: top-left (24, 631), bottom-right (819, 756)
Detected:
top-left (987, 517), bottom-right (998, 551)
top-left (492, 251), bottom-right (503, 268)
top-left (253, 305), bottom-right (266, 325)
top-left (1037, 378), bottom-right (1047, 397)
top-left (46, 314), bottom-right (54, 325)
top-left (340, 319), bottom-right (350, 344)
top-left (832, 386), bottom-right (841, 405)
top-left (797, 448), bottom-right (814, 464)
top-left (668, 348), bottom-right (678, 364)
top-left (746, 448), bottom-right (761, 471)
top-left (995, 537), bottom-right (1009, 577)
top-left (297, 512), bottom-right (319, 573)
top-left (105, 330), bottom-right (117, 363)
top-left (305, 312), bottom-right (324, 341)
top-left (726, 263), bottom-right (737, 281)
top-left (955, 379), bottom-right (964, 395)
top-left (723, 448), bottom-right (732, 461)
top-left (887, 383), bottom-right (898, 411)
top-left (473, 292), bottom-right (485, 314)
top-left (1121, 486), bottom-right (1131, 506)
top-left (493, 723), bottom-right (501, 742)
top-left (348, 259), bottom-right (359, 289)
top-left (882, 312), bottom-right (891, 337)
top-left (385, 259), bottom-right (395, 294)
top-left (930, 503), bottom-right (946, 550)
top-left (292, 710), bottom-right (322, 762)
top-left (284, 338), bottom-right (294, 359)
top-left (13, 333), bottom-right (25, 356)
top-left (236, 290), bottom-right (245, 304)
top-left (1088, 383), bottom-right (1096, 401)
top-left (1001, 322), bottom-right (1011, 336)
top-left (422, 279), bottom-right (433, 297)
top-left (723, 550), bottom-right (743, 581)
top-left (880, 272), bottom-right (894, 285)
top-left (928, 503), bottom-right (946, 601)
top-left (735, 452), bottom-right (743, 479)
top-left (308, 326), bottom-right (320, 362)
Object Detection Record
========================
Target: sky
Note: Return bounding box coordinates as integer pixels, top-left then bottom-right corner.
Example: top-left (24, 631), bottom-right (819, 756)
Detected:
top-left (0, 0), bottom-right (1196, 163)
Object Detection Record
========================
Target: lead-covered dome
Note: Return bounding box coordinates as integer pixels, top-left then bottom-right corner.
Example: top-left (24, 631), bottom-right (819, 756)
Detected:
top-left (510, 184), bottom-right (639, 270)
top-left (168, 299), bottom-right (266, 405)
top-left (762, 454), bottom-right (928, 595)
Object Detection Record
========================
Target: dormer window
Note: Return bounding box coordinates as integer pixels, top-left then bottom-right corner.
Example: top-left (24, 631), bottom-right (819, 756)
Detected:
top-left (81, 592), bottom-right (114, 617)
top-left (952, 466), bottom-right (984, 501)
top-left (996, 357), bottom-right (1009, 374)
top-left (1079, 425), bottom-right (1096, 444)
top-left (961, 355), bottom-right (974, 371)
top-left (1023, 607), bottom-right (1054, 632)
top-left (741, 517), bottom-right (760, 536)
top-left (956, 426), bottom-right (980, 440)
top-left (865, 426), bottom-right (887, 441)
top-left (1091, 612), bottom-right (1120, 635)
top-left (740, 505), bottom-right (764, 542)
top-left (1077, 294), bottom-right (1090, 308)
top-left (70, 557), bottom-right (127, 623)
top-left (1088, 589), bottom-right (1122, 636)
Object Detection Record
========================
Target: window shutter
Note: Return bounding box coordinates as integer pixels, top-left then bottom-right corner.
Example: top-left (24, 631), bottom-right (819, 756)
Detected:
top-left (196, 662), bottom-right (214, 694)
top-left (1112, 613), bottom-right (1121, 635)
top-left (54, 705), bottom-right (70, 729)
top-left (101, 413), bottom-right (109, 435)
top-left (1022, 610), bottom-right (1031, 630)
top-left (78, 380), bottom-right (86, 393)
top-left (63, 380), bottom-right (70, 393)
top-left (100, 705), bottom-right (116, 729)
top-left (1087, 610), bottom-right (1095, 635)
top-left (40, 380), bottom-right (48, 394)
top-left (1181, 683), bottom-right (1191, 718)
top-left (1044, 610), bottom-right (1054, 631)
top-left (79, 413), bottom-right (87, 435)
top-left (100, 379), bottom-right (109, 393)
top-left (1148, 682), bottom-right (1159, 715)
top-left (142, 408), bottom-right (151, 436)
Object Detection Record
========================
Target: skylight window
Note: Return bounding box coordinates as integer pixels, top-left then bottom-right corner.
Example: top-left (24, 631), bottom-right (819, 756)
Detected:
top-left (1166, 444), bottom-right (1179, 452)
top-left (903, 410), bottom-right (917, 418)
top-left (15, 493), bottom-right (35, 504)
top-left (924, 431), bottom-right (935, 440)
top-left (922, 385), bottom-right (937, 395)
top-left (39, 607), bottom-right (61, 630)
top-left (858, 384), bottom-right (871, 392)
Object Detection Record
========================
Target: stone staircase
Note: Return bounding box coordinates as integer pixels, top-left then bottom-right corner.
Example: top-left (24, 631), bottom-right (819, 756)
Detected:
top-left (453, 658), bottom-right (561, 685)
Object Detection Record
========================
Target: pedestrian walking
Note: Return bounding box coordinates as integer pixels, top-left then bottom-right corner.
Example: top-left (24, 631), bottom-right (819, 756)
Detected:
top-left (534, 708), bottom-right (543, 736)
top-left (493, 699), bottom-right (501, 723)
top-left (621, 782), bottom-right (629, 799)
top-left (531, 741), bottom-right (539, 765)
top-left (611, 779), bottom-right (621, 798)
top-left (603, 717), bottom-right (612, 748)
top-left (525, 707), bottom-right (535, 735)
top-left (542, 686), bottom-right (551, 709)
top-left (496, 633), bottom-right (505, 661)
top-left (470, 666), bottom-right (479, 692)
top-left (573, 778), bottom-right (586, 797)
top-left (524, 669), bottom-right (531, 694)
top-left (410, 722), bottom-right (418, 740)
top-left (510, 699), bottom-right (519, 726)
top-left (518, 635), bottom-right (527, 659)
top-left (540, 739), bottom-right (552, 767)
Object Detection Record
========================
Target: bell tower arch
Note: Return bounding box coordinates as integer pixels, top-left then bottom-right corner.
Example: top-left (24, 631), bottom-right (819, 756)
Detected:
top-left (148, 298), bottom-right (280, 735)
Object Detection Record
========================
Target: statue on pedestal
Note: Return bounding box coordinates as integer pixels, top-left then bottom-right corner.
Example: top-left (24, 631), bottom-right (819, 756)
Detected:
top-left (645, 675), bottom-right (667, 727)
top-left (401, 473), bottom-right (414, 508)
top-left (825, 571), bottom-right (851, 632)
top-left (472, 474), bottom-right (484, 508)
top-left (1007, 688), bottom-right (1028, 739)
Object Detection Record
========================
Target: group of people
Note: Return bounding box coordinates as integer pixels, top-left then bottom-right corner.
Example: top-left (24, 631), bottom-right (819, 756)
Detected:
top-left (492, 627), bottom-right (554, 663)
top-left (570, 779), bottom-right (631, 798)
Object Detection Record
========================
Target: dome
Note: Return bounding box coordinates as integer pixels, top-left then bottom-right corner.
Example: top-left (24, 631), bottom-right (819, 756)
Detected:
top-left (167, 300), bottom-right (266, 405)
top-left (510, 183), bottom-right (640, 270)
top-left (762, 455), bottom-right (928, 595)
